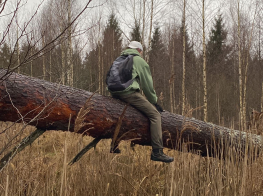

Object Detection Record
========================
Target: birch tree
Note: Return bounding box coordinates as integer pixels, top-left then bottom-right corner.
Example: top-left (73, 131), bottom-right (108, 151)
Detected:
top-left (229, 0), bottom-right (260, 130)
top-left (202, 0), bottom-right (208, 122)
top-left (236, 0), bottom-right (244, 130)
top-left (146, 0), bottom-right (154, 62)
top-left (242, 1), bottom-right (260, 131)
top-left (16, 14), bottom-right (20, 74)
top-left (190, 0), bottom-right (219, 121)
top-left (1, 0), bottom-right (94, 81)
top-left (170, 30), bottom-right (176, 113)
top-left (112, 0), bottom-right (170, 54)
top-left (206, 14), bottom-right (232, 125)
top-left (67, 0), bottom-right (73, 87)
top-left (182, 0), bottom-right (186, 116)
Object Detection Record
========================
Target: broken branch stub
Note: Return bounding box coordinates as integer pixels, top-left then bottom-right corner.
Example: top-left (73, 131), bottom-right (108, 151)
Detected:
top-left (0, 129), bottom-right (46, 171)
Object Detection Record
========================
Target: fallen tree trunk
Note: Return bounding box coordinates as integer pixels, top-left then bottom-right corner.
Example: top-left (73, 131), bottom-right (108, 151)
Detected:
top-left (0, 69), bottom-right (262, 157)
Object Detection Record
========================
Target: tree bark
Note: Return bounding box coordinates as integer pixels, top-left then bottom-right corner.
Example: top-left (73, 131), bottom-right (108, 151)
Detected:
top-left (0, 69), bottom-right (262, 157)
top-left (202, 0), bottom-right (208, 122)
top-left (182, 0), bottom-right (186, 116)
top-left (237, 0), bottom-right (244, 131)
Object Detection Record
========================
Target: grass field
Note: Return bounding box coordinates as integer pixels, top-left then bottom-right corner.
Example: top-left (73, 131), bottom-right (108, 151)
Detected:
top-left (1, 121), bottom-right (263, 196)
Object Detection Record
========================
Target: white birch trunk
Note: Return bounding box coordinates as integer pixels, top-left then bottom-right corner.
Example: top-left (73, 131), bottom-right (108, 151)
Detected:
top-left (42, 37), bottom-right (46, 80)
top-left (60, 16), bottom-right (66, 85)
top-left (16, 23), bottom-right (20, 74)
top-left (61, 41), bottom-right (66, 85)
top-left (142, 0), bottom-right (146, 45)
top-left (49, 51), bottom-right (52, 82)
top-left (243, 57), bottom-right (248, 131)
top-left (237, 1), bottom-right (243, 131)
top-left (261, 82), bottom-right (263, 112)
top-left (202, 0), bottom-right (208, 122)
top-left (146, 0), bottom-right (154, 63)
top-left (169, 85), bottom-right (174, 113)
top-left (182, 0), bottom-right (186, 116)
top-left (243, 4), bottom-right (257, 130)
top-left (30, 48), bottom-right (33, 77)
top-left (101, 48), bottom-right (104, 95)
top-left (67, 0), bottom-right (73, 87)
top-left (170, 35), bottom-right (175, 113)
top-left (98, 40), bottom-right (101, 94)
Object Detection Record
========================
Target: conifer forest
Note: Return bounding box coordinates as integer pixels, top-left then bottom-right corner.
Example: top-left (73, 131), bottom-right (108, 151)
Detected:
top-left (1, 0), bottom-right (263, 129)
top-left (1, 0), bottom-right (263, 195)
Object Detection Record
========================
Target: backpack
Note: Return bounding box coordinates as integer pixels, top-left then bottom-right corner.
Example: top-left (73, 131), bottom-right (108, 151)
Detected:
top-left (106, 54), bottom-right (138, 91)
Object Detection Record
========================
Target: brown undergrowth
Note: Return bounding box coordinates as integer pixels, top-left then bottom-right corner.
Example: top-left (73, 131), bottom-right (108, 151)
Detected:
top-left (1, 121), bottom-right (263, 196)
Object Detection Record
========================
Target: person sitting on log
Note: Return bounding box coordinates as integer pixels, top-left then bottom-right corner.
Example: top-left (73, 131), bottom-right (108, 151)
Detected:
top-left (106, 40), bottom-right (174, 163)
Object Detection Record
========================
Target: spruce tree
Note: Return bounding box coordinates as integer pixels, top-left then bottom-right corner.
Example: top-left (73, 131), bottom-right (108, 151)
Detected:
top-left (82, 13), bottom-right (123, 94)
top-left (207, 14), bottom-right (227, 75)
top-left (0, 43), bottom-right (11, 69)
top-left (149, 26), bottom-right (170, 109)
top-left (206, 14), bottom-right (234, 125)
top-left (130, 20), bottom-right (141, 42)
top-left (103, 12), bottom-right (122, 54)
top-left (82, 48), bottom-right (100, 92)
top-left (101, 13), bottom-right (123, 95)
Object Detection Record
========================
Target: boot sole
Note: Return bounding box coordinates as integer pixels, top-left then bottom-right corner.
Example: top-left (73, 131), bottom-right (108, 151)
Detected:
top-left (151, 156), bottom-right (174, 163)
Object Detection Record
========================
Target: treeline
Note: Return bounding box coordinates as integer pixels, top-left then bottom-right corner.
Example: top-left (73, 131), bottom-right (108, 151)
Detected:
top-left (0, 7), bottom-right (263, 129)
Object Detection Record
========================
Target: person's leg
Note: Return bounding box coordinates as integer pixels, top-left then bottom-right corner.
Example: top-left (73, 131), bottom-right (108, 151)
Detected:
top-left (115, 92), bottom-right (174, 163)
top-left (116, 92), bottom-right (163, 149)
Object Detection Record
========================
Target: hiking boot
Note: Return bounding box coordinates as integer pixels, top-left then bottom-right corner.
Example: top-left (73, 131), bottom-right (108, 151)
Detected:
top-left (151, 149), bottom-right (174, 163)
top-left (110, 146), bottom-right (121, 153)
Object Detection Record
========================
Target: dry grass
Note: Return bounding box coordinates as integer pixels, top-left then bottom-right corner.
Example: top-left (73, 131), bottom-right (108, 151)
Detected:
top-left (1, 121), bottom-right (263, 196)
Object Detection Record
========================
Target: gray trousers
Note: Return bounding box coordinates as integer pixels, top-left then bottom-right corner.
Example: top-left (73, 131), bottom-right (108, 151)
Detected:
top-left (113, 92), bottom-right (163, 149)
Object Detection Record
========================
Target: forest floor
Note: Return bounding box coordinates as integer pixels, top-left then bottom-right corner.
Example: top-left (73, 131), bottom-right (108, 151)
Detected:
top-left (1, 121), bottom-right (263, 196)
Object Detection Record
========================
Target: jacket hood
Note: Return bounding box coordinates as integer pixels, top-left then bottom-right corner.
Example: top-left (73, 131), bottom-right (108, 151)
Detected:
top-left (121, 48), bottom-right (141, 56)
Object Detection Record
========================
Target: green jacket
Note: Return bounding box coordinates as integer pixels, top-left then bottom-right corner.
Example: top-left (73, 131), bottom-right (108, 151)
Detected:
top-left (108, 48), bottom-right (158, 105)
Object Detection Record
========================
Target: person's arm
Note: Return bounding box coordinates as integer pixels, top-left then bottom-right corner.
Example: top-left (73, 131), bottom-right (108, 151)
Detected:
top-left (136, 58), bottom-right (158, 104)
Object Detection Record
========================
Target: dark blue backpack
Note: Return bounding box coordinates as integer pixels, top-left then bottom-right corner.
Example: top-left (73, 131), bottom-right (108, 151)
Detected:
top-left (106, 54), bottom-right (138, 91)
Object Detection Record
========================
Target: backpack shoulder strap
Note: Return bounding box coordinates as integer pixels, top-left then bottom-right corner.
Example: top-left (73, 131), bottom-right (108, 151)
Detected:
top-left (121, 53), bottom-right (139, 57)
top-left (130, 53), bottom-right (139, 57)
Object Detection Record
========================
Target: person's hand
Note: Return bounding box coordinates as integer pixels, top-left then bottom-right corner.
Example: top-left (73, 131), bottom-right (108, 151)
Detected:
top-left (154, 103), bottom-right (164, 113)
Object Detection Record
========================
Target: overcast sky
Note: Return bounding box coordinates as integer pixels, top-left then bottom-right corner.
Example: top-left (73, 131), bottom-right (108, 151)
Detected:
top-left (1, 0), bottom-right (261, 55)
